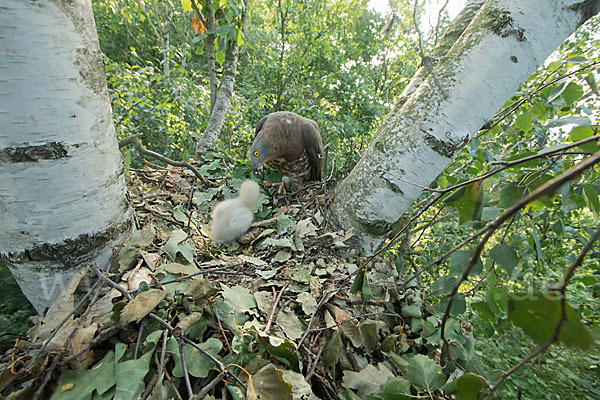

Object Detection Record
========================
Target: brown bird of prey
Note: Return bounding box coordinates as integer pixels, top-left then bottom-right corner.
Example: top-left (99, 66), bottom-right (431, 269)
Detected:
top-left (210, 180), bottom-right (260, 243)
top-left (250, 111), bottom-right (324, 189)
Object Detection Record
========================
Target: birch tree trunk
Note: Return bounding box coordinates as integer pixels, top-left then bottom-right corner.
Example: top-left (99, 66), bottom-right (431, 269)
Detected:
top-left (330, 0), bottom-right (600, 254)
top-left (205, 0), bottom-right (218, 112)
top-left (0, 0), bottom-right (131, 313)
top-left (196, 0), bottom-right (249, 153)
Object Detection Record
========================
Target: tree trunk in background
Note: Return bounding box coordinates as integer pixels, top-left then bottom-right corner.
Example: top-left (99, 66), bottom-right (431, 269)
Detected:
top-left (196, 0), bottom-right (249, 153)
top-left (330, 0), bottom-right (600, 254)
top-left (0, 0), bottom-right (131, 313)
top-left (205, 0), bottom-right (218, 113)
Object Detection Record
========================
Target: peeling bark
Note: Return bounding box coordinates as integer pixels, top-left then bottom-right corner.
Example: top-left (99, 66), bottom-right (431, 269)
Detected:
top-left (0, 0), bottom-right (131, 312)
top-left (330, 0), bottom-right (600, 254)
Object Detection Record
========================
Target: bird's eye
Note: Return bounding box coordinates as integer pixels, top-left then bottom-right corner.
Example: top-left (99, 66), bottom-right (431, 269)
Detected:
top-left (254, 151), bottom-right (260, 157)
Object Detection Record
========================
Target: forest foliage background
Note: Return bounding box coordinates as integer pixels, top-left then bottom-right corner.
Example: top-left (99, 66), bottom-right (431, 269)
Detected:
top-left (2, 0), bottom-right (600, 398)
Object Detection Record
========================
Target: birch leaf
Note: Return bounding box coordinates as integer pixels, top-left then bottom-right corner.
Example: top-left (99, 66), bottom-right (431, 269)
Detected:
top-left (167, 337), bottom-right (222, 378)
top-left (342, 364), bottom-right (394, 398)
top-left (406, 354), bottom-right (446, 392)
top-left (119, 289), bottom-right (165, 326)
top-left (163, 229), bottom-right (195, 264)
top-left (221, 284), bottom-right (256, 314)
top-left (322, 330), bottom-right (342, 369)
top-left (114, 348), bottom-right (153, 400)
top-left (508, 293), bottom-right (594, 350)
top-left (251, 364), bottom-right (293, 400)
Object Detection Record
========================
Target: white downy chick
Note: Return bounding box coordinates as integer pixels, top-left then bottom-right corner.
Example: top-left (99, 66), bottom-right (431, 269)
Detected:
top-left (210, 180), bottom-right (260, 243)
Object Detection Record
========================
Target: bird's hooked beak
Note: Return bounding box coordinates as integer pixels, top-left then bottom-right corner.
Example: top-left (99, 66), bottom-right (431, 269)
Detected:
top-left (251, 159), bottom-right (261, 174)
top-left (251, 159), bottom-right (264, 178)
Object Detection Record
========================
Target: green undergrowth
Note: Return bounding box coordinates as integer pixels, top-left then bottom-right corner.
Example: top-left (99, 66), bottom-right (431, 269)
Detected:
top-left (0, 262), bottom-right (35, 336)
top-left (475, 328), bottom-right (600, 399)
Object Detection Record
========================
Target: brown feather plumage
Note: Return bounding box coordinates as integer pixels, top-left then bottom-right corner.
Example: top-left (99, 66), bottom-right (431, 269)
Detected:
top-left (250, 111), bottom-right (324, 187)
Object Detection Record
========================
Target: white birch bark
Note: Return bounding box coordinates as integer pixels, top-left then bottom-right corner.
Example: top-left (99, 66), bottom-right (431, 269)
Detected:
top-left (330, 0), bottom-right (600, 254)
top-left (0, 0), bottom-right (131, 313)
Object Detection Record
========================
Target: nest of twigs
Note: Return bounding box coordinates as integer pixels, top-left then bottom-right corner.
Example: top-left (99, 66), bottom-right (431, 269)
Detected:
top-left (0, 158), bottom-right (460, 400)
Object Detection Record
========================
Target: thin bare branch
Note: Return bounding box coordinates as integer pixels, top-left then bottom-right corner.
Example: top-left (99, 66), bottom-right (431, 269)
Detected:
top-left (119, 134), bottom-right (212, 187)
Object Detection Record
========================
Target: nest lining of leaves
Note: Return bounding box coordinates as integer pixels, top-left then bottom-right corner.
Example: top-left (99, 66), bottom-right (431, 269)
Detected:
top-left (0, 155), bottom-right (477, 400)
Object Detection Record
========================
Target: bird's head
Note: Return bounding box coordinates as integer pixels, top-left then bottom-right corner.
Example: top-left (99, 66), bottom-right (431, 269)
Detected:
top-left (250, 137), bottom-right (269, 173)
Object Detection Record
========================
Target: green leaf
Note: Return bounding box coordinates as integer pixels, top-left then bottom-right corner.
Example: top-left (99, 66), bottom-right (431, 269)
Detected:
top-left (481, 206), bottom-right (500, 221)
top-left (514, 110), bottom-right (533, 132)
top-left (50, 351), bottom-right (115, 400)
top-left (449, 250), bottom-right (483, 277)
top-left (350, 269), bottom-right (375, 302)
top-left (546, 116), bottom-right (591, 128)
top-left (568, 125), bottom-right (599, 153)
top-left (529, 226), bottom-right (544, 263)
top-left (443, 373), bottom-right (484, 400)
top-left (431, 275), bottom-right (459, 296)
top-left (114, 348), bottom-right (153, 400)
top-left (236, 29), bottom-right (244, 47)
top-left (548, 82), bottom-right (566, 102)
top-left (451, 293), bottom-right (467, 316)
top-left (504, 151), bottom-right (540, 171)
top-left (359, 276), bottom-right (375, 302)
top-left (582, 184), bottom-right (600, 219)
top-left (489, 244), bottom-right (519, 274)
top-left (406, 355), bottom-right (446, 392)
top-left (471, 300), bottom-right (497, 323)
top-left (410, 317), bottom-right (424, 333)
top-left (546, 60), bottom-right (561, 72)
top-left (216, 50), bottom-right (225, 64)
top-left (180, 0), bottom-right (193, 12)
top-left (401, 304), bottom-right (422, 318)
top-left (455, 373), bottom-right (484, 399)
top-left (323, 330), bottom-right (342, 369)
top-left (221, 284), bottom-right (257, 314)
top-left (565, 55), bottom-right (588, 63)
top-left (276, 214), bottom-right (295, 235)
top-left (350, 269), bottom-right (365, 293)
top-left (445, 182), bottom-right (484, 224)
top-left (381, 377), bottom-right (411, 400)
top-left (249, 364), bottom-right (293, 399)
top-left (343, 388), bottom-right (361, 400)
top-left (163, 228), bottom-right (195, 264)
top-left (360, 321), bottom-right (378, 353)
top-left (561, 82), bottom-right (584, 105)
top-left (438, 294), bottom-right (467, 317)
top-left (215, 297), bottom-right (248, 331)
top-left (585, 73), bottom-right (600, 96)
top-left (508, 293), bottom-right (594, 350)
top-left (167, 337), bottom-right (222, 378)
top-left (488, 286), bottom-right (508, 313)
top-left (386, 352), bottom-right (409, 374)
top-left (276, 309), bottom-right (305, 340)
top-left (342, 364), bottom-right (394, 398)
top-left (251, 327), bottom-right (300, 371)
top-left (172, 204), bottom-right (189, 223)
